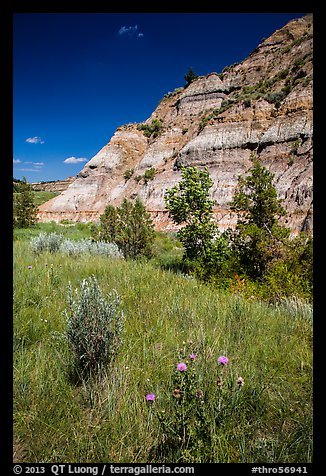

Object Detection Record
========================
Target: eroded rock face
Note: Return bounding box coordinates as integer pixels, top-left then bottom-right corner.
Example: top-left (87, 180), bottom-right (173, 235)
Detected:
top-left (38, 14), bottom-right (313, 235)
top-left (31, 176), bottom-right (75, 193)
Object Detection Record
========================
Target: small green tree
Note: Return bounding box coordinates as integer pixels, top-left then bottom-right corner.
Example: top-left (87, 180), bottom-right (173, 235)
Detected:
top-left (98, 198), bottom-right (155, 259)
top-left (165, 166), bottom-right (217, 261)
top-left (230, 157), bottom-right (290, 279)
top-left (184, 67), bottom-right (199, 87)
top-left (13, 177), bottom-right (37, 228)
top-left (98, 204), bottom-right (119, 242)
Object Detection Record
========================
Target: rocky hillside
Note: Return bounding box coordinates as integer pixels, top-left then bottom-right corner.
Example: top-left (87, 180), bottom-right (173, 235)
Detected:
top-left (31, 176), bottom-right (75, 193)
top-left (38, 14), bottom-right (313, 235)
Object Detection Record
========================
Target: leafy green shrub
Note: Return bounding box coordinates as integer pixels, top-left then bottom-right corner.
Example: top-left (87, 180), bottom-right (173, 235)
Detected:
top-left (262, 235), bottom-right (313, 302)
top-left (60, 219), bottom-right (74, 225)
top-left (264, 90), bottom-right (287, 108)
top-left (144, 167), bottom-right (156, 183)
top-left (123, 168), bottom-right (134, 181)
top-left (290, 139), bottom-right (301, 155)
top-left (134, 175), bottom-right (143, 183)
top-left (193, 232), bottom-right (233, 284)
top-left (275, 68), bottom-right (289, 80)
top-left (198, 115), bottom-right (210, 133)
top-left (160, 87), bottom-right (184, 102)
top-left (65, 275), bottom-right (124, 376)
top-left (259, 262), bottom-right (310, 302)
top-left (137, 119), bottom-right (163, 138)
top-left (14, 177), bottom-right (37, 228)
top-left (98, 198), bottom-right (155, 259)
top-left (287, 156), bottom-right (295, 166)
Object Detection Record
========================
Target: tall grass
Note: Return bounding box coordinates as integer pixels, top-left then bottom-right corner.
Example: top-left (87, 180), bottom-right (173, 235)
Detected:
top-left (13, 227), bottom-right (313, 463)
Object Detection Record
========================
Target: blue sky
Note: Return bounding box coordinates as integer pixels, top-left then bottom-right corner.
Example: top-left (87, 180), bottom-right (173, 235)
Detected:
top-left (13, 12), bottom-right (305, 183)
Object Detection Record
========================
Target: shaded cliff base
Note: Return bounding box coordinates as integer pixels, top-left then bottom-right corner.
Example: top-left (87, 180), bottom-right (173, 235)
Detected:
top-left (36, 206), bottom-right (313, 236)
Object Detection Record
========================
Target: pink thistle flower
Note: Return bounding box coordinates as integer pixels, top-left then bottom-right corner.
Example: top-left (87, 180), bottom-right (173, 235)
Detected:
top-left (218, 355), bottom-right (229, 365)
top-left (189, 353), bottom-right (196, 360)
top-left (177, 362), bottom-right (187, 372)
top-left (27, 265), bottom-right (32, 269)
top-left (145, 393), bottom-right (155, 401)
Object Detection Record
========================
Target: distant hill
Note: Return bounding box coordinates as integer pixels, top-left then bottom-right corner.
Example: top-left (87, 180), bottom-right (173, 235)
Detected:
top-left (31, 177), bottom-right (76, 193)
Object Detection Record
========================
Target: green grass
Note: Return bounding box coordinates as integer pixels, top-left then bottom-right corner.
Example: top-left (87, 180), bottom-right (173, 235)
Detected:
top-left (13, 227), bottom-right (313, 463)
top-left (13, 221), bottom-right (94, 242)
top-left (14, 190), bottom-right (59, 207)
top-left (32, 191), bottom-right (60, 206)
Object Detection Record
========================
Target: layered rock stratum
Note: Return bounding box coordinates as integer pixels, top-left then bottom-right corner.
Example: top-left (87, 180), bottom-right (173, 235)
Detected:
top-left (38, 14), bottom-right (313, 235)
top-left (31, 176), bottom-right (75, 193)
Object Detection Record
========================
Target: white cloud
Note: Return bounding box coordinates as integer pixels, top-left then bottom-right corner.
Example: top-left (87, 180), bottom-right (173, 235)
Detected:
top-left (118, 25), bottom-right (143, 38)
top-left (25, 161), bottom-right (44, 166)
top-left (17, 168), bottom-right (41, 172)
top-left (14, 160), bottom-right (44, 170)
top-left (63, 156), bottom-right (88, 164)
top-left (26, 136), bottom-right (45, 144)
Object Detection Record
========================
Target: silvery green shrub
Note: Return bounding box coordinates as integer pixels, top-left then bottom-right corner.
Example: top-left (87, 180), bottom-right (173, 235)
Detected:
top-left (30, 232), bottom-right (65, 253)
top-left (30, 232), bottom-right (122, 258)
top-left (65, 275), bottom-right (124, 375)
top-left (277, 296), bottom-right (313, 321)
top-left (91, 240), bottom-right (122, 258)
top-left (59, 238), bottom-right (122, 258)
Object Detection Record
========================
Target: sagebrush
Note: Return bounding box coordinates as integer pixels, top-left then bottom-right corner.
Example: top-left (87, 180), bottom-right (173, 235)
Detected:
top-left (65, 275), bottom-right (125, 376)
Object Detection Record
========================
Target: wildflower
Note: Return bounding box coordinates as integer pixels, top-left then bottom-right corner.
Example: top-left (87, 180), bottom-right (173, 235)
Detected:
top-left (173, 388), bottom-right (181, 398)
top-left (27, 265), bottom-right (32, 269)
top-left (237, 377), bottom-right (245, 387)
top-left (189, 353), bottom-right (196, 360)
top-left (145, 393), bottom-right (156, 401)
top-left (177, 362), bottom-right (187, 372)
top-left (218, 355), bottom-right (229, 365)
top-left (216, 377), bottom-right (223, 387)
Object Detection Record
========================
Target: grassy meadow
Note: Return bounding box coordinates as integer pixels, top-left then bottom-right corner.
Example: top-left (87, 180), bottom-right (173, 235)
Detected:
top-left (13, 190), bottom-right (59, 207)
top-left (13, 222), bottom-right (313, 463)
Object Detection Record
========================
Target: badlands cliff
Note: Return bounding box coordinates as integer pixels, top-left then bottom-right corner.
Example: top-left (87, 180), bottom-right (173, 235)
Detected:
top-left (38, 14), bottom-right (313, 235)
top-left (31, 176), bottom-right (75, 193)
